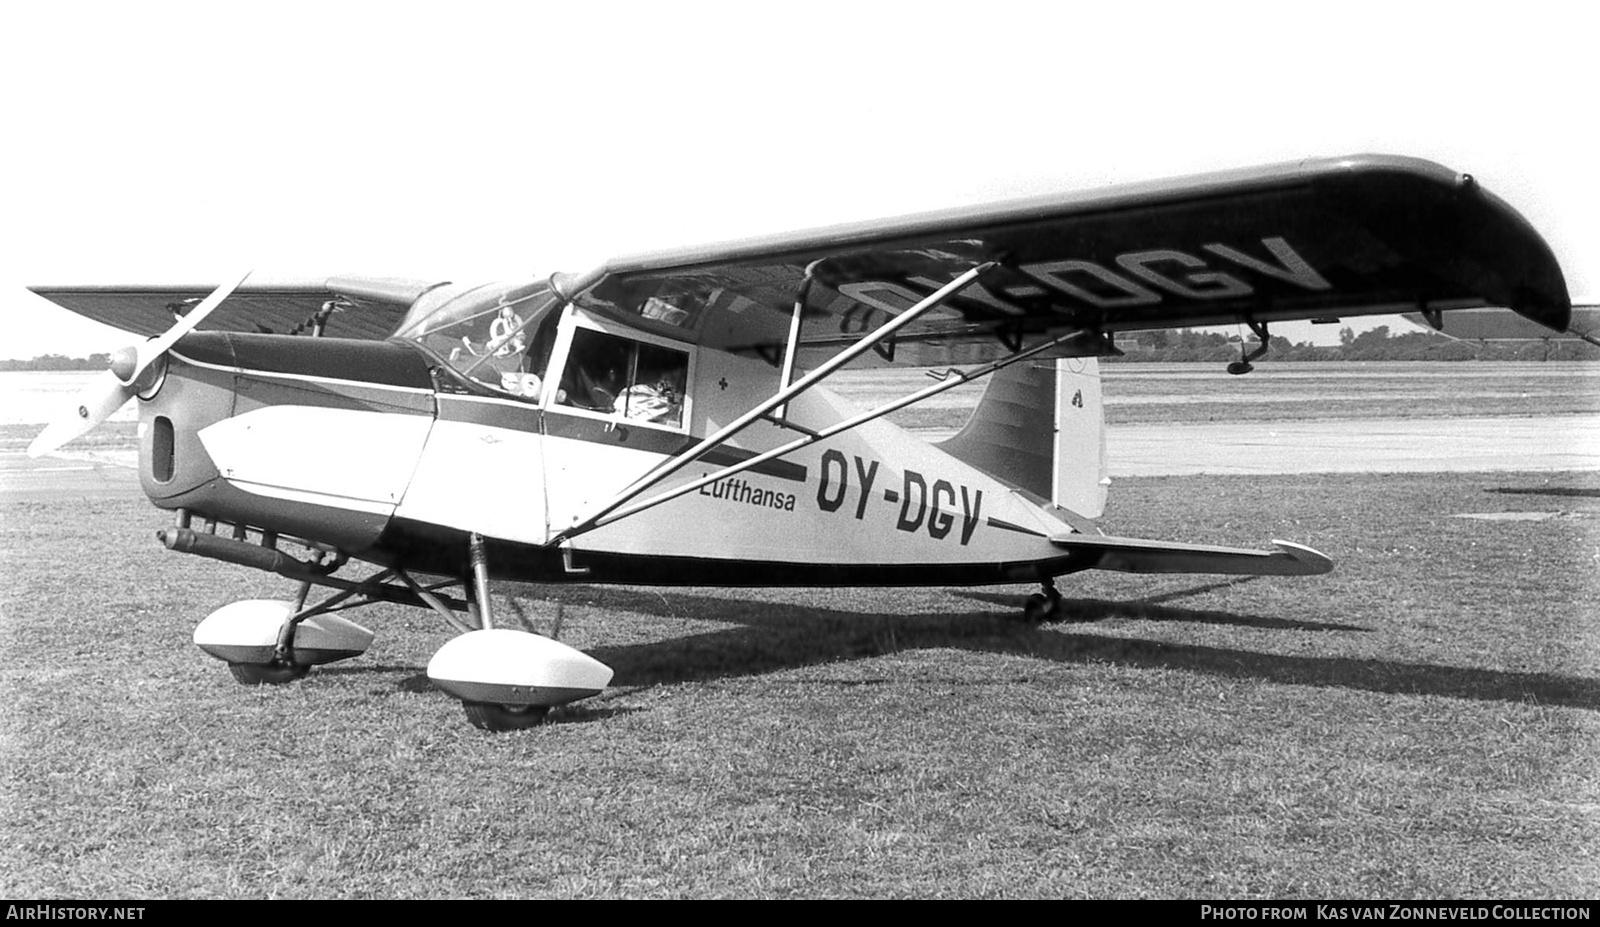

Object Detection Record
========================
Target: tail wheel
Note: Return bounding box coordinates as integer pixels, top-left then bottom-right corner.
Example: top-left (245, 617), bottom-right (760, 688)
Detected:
top-left (1022, 588), bottom-right (1064, 623)
top-left (462, 701), bottom-right (552, 732)
top-left (228, 662), bottom-right (309, 686)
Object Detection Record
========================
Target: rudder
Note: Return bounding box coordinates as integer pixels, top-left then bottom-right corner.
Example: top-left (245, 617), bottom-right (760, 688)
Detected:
top-left (1052, 357), bottom-right (1108, 519)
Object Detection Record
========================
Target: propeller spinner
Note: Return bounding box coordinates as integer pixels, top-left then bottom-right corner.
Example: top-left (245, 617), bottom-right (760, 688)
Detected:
top-left (28, 272), bottom-right (252, 458)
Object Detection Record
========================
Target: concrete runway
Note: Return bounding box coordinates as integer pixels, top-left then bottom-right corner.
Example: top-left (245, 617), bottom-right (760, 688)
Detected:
top-left (1109, 414), bottom-right (1600, 476)
top-left (0, 448), bottom-right (139, 501)
top-left (5, 414), bottom-right (1597, 502)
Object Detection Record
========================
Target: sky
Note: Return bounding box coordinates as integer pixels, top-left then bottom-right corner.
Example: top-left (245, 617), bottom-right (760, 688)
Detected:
top-left (2, 1), bottom-right (1595, 358)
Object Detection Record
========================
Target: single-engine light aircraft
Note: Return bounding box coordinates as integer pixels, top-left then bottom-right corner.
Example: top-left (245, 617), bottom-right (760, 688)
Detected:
top-left (27, 155), bottom-right (1574, 730)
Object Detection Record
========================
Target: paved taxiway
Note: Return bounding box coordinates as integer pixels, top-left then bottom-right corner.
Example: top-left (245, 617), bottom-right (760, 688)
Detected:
top-left (1108, 415), bottom-right (1600, 476)
top-left (0, 450), bottom-right (139, 501)
top-left (5, 414), bottom-right (1597, 502)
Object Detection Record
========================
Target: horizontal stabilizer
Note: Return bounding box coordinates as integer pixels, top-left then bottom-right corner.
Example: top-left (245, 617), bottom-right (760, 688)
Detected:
top-left (1051, 534), bottom-right (1333, 576)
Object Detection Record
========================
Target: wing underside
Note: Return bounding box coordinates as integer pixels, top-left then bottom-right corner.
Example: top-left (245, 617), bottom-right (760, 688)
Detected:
top-left (26, 277), bottom-right (442, 342)
top-left (568, 154), bottom-right (1570, 367)
top-left (1404, 305), bottom-right (1600, 345)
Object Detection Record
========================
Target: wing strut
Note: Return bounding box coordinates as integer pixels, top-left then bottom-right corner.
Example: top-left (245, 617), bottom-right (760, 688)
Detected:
top-left (549, 262), bottom-right (999, 544)
top-left (773, 260), bottom-right (822, 420)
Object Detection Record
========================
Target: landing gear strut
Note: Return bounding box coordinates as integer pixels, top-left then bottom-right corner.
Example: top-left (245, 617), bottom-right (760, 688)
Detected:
top-left (229, 581), bottom-right (314, 685)
top-left (194, 593), bottom-right (375, 686)
top-left (424, 533), bottom-right (614, 731)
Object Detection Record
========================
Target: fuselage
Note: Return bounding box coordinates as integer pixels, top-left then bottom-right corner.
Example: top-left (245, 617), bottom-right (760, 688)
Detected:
top-left (139, 302), bottom-right (1096, 587)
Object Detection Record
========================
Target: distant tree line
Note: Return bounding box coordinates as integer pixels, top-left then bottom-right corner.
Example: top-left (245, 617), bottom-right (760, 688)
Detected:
top-left (0, 353), bottom-right (112, 371)
top-left (1108, 327), bottom-right (1600, 363)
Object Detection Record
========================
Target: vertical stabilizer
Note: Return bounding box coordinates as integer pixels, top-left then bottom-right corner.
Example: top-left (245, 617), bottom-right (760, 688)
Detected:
top-left (935, 357), bottom-right (1108, 519)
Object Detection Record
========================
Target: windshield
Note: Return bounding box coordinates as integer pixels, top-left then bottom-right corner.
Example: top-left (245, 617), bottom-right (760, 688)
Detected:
top-left (399, 280), bottom-right (564, 399)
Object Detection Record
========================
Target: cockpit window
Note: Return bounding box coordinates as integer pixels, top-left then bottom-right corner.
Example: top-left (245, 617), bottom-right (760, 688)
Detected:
top-left (576, 283), bottom-right (706, 331)
top-left (403, 283), bottom-right (563, 399)
top-left (557, 328), bottom-right (688, 428)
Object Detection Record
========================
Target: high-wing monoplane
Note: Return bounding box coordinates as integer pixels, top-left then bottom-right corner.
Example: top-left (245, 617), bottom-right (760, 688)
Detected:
top-left (27, 155), bottom-right (1574, 729)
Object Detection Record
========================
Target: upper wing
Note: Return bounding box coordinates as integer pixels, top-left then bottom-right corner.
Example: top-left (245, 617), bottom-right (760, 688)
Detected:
top-left (27, 276), bottom-right (445, 342)
top-left (27, 156), bottom-right (1570, 363)
top-left (567, 154), bottom-right (1571, 367)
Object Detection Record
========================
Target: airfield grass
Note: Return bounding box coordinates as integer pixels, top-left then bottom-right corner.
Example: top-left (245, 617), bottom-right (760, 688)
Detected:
top-left (1, 468), bottom-right (1596, 898)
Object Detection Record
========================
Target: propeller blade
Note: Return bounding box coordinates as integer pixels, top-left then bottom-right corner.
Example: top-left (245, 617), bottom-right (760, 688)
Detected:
top-left (27, 370), bottom-right (137, 458)
top-left (27, 271), bottom-right (252, 458)
top-left (126, 270), bottom-right (252, 384)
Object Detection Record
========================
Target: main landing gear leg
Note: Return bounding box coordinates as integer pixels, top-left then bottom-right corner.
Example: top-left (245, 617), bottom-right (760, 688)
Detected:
top-left (409, 535), bottom-right (546, 730)
top-left (1022, 579), bottom-right (1064, 623)
top-left (228, 580), bottom-right (316, 684)
top-left (195, 576), bottom-right (378, 686)
top-left (424, 533), bottom-right (614, 732)
top-left (459, 533), bottom-right (550, 732)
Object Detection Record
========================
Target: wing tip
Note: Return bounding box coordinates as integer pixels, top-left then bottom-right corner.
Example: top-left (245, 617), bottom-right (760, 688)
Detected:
top-left (1270, 539), bottom-right (1336, 575)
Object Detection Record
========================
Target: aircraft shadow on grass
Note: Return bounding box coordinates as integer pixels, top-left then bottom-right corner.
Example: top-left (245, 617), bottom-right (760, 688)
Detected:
top-left (946, 578), bottom-right (1370, 632)
top-left (1489, 486), bottom-right (1600, 499)
top-left (445, 583), bottom-right (1600, 714)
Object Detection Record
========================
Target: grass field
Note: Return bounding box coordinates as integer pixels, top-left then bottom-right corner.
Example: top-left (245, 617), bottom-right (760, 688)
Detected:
top-left (1, 366), bottom-right (1597, 898)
